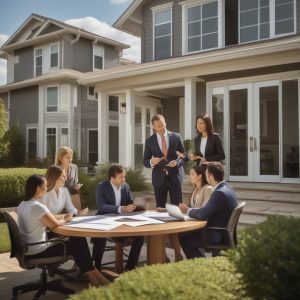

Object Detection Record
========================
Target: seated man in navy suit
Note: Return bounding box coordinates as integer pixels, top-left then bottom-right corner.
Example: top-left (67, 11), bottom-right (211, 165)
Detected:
top-left (143, 114), bottom-right (186, 208)
top-left (92, 164), bottom-right (144, 271)
top-left (179, 162), bottom-right (238, 259)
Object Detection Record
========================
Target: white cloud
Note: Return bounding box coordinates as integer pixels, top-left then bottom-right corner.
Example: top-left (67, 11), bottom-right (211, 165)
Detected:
top-left (65, 17), bottom-right (141, 63)
top-left (0, 34), bottom-right (9, 86)
top-left (110, 0), bottom-right (130, 4)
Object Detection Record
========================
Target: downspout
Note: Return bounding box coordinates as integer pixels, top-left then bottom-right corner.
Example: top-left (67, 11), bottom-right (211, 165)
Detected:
top-left (71, 29), bottom-right (81, 44)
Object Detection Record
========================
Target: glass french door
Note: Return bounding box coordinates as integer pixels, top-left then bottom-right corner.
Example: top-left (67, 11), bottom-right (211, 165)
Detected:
top-left (227, 81), bottom-right (280, 182)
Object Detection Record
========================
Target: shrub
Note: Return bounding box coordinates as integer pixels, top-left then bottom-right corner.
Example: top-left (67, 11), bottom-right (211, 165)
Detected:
top-left (227, 215), bottom-right (300, 300)
top-left (69, 257), bottom-right (247, 300)
top-left (0, 126), bottom-right (26, 167)
top-left (0, 168), bottom-right (46, 207)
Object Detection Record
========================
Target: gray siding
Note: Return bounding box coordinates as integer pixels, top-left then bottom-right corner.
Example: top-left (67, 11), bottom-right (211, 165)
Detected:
top-left (73, 38), bottom-right (93, 72)
top-left (78, 86), bottom-right (98, 162)
top-left (196, 82), bottom-right (207, 116)
top-left (104, 44), bottom-right (120, 69)
top-left (142, 0), bottom-right (183, 63)
top-left (9, 86), bottom-right (38, 137)
top-left (14, 47), bottom-right (34, 82)
top-left (62, 34), bottom-right (75, 70)
top-left (162, 97), bottom-right (179, 133)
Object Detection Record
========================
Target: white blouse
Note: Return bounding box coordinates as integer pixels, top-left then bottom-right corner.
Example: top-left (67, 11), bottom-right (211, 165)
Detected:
top-left (41, 187), bottom-right (78, 215)
top-left (17, 199), bottom-right (50, 255)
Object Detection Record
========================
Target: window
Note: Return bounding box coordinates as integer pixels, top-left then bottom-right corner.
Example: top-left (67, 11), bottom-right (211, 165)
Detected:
top-left (186, 1), bottom-right (219, 53)
top-left (35, 48), bottom-right (42, 76)
top-left (239, 0), bottom-right (295, 43)
top-left (60, 128), bottom-right (68, 146)
top-left (27, 128), bottom-right (37, 159)
top-left (88, 130), bottom-right (98, 164)
top-left (87, 86), bottom-right (97, 100)
top-left (93, 45), bottom-right (104, 70)
top-left (50, 44), bottom-right (58, 68)
top-left (153, 4), bottom-right (172, 60)
top-left (46, 128), bottom-right (56, 157)
top-left (46, 87), bottom-right (58, 112)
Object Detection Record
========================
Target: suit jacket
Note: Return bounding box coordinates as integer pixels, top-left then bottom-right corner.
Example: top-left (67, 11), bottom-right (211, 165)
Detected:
top-left (194, 133), bottom-right (225, 162)
top-left (188, 182), bottom-right (238, 244)
top-left (143, 131), bottom-right (185, 187)
top-left (96, 180), bottom-right (133, 214)
top-left (190, 184), bottom-right (213, 208)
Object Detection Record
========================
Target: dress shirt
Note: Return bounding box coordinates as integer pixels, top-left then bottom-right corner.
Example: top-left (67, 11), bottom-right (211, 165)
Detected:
top-left (200, 137), bottom-right (207, 157)
top-left (110, 180), bottom-right (122, 214)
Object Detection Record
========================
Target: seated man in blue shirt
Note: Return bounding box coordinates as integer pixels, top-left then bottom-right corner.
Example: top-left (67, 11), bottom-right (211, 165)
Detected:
top-left (92, 164), bottom-right (144, 271)
top-left (179, 162), bottom-right (238, 259)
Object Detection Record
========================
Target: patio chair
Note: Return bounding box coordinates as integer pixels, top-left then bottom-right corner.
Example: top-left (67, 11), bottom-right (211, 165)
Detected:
top-left (2, 210), bottom-right (75, 300)
top-left (205, 201), bottom-right (246, 256)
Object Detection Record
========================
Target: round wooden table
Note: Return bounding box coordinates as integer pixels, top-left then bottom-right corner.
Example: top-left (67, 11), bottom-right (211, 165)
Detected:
top-left (52, 219), bottom-right (207, 265)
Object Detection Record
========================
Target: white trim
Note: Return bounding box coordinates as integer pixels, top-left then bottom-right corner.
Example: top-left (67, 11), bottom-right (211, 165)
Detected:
top-left (152, 3), bottom-right (173, 61)
top-left (93, 44), bottom-right (104, 71)
top-left (26, 126), bottom-right (38, 160)
top-left (181, 0), bottom-right (222, 55)
top-left (44, 125), bottom-right (57, 157)
top-left (45, 85), bottom-right (59, 113)
top-left (151, 2), bottom-right (173, 12)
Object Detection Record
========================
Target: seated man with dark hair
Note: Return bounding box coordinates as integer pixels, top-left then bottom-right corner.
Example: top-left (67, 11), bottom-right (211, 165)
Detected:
top-left (92, 164), bottom-right (144, 271)
top-left (179, 162), bottom-right (238, 259)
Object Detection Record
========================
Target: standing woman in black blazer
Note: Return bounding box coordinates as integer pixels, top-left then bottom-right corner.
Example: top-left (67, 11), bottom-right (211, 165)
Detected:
top-left (189, 114), bottom-right (225, 164)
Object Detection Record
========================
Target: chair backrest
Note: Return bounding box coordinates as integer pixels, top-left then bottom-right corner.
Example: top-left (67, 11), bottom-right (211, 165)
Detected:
top-left (226, 202), bottom-right (246, 247)
top-left (2, 210), bottom-right (27, 267)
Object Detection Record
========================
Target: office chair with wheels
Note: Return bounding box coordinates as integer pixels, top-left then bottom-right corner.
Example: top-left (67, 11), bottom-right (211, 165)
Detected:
top-left (2, 210), bottom-right (75, 300)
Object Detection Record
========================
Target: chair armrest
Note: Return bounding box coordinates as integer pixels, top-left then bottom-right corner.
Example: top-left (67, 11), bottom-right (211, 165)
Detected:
top-left (206, 227), bottom-right (227, 231)
top-left (26, 238), bottom-right (67, 261)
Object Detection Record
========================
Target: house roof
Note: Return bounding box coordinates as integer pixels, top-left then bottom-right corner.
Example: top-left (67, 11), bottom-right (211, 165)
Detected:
top-left (0, 69), bottom-right (85, 93)
top-left (113, 0), bottom-right (144, 36)
top-left (0, 13), bottom-right (129, 57)
top-left (79, 34), bottom-right (300, 88)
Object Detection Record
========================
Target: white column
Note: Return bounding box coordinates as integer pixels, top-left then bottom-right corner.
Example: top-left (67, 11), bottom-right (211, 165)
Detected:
top-left (98, 92), bottom-right (109, 163)
top-left (184, 77), bottom-right (197, 140)
top-left (124, 89), bottom-right (134, 168)
top-left (118, 94), bottom-right (126, 166)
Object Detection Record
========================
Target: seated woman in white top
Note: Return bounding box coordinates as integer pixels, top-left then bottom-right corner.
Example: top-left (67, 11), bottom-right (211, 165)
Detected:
top-left (17, 174), bottom-right (109, 286)
top-left (41, 165), bottom-right (88, 217)
top-left (189, 165), bottom-right (213, 208)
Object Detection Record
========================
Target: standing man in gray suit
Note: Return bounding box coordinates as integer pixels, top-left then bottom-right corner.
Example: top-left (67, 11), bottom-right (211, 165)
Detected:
top-left (143, 114), bottom-right (186, 208)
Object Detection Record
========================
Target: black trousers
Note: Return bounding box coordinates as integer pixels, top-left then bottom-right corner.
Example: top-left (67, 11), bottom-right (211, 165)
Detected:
top-left (179, 229), bottom-right (206, 259)
top-left (92, 236), bottom-right (144, 270)
top-left (26, 236), bottom-right (94, 274)
top-left (154, 175), bottom-right (182, 207)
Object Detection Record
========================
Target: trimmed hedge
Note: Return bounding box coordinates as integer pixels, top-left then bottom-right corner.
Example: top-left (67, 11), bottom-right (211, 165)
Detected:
top-left (228, 215), bottom-right (300, 300)
top-left (0, 168), bottom-right (46, 207)
top-left (69, 257), bottom-right (247, 300)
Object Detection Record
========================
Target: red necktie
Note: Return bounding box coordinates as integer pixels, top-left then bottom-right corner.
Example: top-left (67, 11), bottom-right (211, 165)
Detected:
top-left (161, 134), bottom-right (168, 157)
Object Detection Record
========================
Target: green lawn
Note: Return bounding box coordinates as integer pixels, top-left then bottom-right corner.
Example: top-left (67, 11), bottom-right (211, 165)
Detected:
top-left (0, 222), bottom-right (10, 253)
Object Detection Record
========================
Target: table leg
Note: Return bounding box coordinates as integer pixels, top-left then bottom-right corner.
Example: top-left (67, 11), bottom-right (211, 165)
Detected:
top-left (147, 235), bottom-right (166, 265)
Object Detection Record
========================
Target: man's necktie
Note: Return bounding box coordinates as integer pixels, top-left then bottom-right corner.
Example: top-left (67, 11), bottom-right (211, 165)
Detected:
top-left (161, 133), bottom-right (168, 157)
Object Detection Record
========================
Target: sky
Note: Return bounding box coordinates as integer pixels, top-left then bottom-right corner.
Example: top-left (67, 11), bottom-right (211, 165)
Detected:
top-left (0, 0), bottom-right (140, 86)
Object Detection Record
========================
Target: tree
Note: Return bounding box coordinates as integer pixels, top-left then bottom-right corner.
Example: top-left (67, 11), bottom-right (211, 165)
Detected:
top-left (0, 98), bottom-right (8, 159)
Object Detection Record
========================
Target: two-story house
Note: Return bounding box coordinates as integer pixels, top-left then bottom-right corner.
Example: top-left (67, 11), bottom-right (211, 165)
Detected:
top-left (80, 0), bottom-right (300, 184)
top-left (0, 13), bottom-right (129, 164)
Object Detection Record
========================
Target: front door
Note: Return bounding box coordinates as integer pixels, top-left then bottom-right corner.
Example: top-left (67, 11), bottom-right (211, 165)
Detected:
top-left (228, 81), bottom-right (280, 182)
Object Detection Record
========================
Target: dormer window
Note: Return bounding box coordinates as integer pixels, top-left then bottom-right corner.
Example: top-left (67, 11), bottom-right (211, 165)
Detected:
top-left (93, 45), bottom-right (104, 70)
top-left (50, 44), bottom-right (58, 68)
top-left (35, 48), bottom-right (43, 76)
top-left (152, 3), bottom-right (173, 60)
top-left (239, 0), bottom-right (296, 44)
top-left (182, 0), bottom-right (223, 55)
